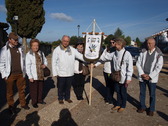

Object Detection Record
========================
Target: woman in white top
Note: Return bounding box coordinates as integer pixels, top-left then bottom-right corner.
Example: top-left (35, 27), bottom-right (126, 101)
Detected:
top-left (72, 40), bottom-right (86, 100)
top-left (110, 38), bottom-right (133, 112)
top-left (95, 38), bottom-right (133, 112)
top-left (95, 39), bottom-right (116, 104)
top-left (26, 39), bottom-right (48, 108)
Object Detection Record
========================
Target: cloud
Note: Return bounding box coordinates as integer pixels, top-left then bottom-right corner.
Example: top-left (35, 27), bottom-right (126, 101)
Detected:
top-left (0, 5), bottom-right (7, 13)
top-left (103, 11), bottom-right (168, 31)
top-left (50, 13), bottom-right (73, 22)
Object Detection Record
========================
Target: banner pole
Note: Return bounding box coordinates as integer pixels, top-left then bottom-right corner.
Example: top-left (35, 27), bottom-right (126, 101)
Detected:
top-left (89, 63), bottom-right (93, 105)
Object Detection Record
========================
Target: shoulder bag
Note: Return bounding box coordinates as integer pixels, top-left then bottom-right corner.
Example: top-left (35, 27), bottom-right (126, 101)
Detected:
top-left (41, 51), bottom-right (50, 77)
top-left (111, 50), bottom-right (126, 82)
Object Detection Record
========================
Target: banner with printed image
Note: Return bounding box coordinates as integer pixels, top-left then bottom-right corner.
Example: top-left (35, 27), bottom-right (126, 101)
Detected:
top-left (84, 34), bottom-right (102, 61)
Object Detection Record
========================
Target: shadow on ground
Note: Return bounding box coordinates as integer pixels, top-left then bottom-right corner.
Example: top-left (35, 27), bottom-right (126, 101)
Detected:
top-left (156, 85), bottom-right (168, 97)
top-left (15, 111), bottom-right (40, 126)
top-left (157, 111), bottom-right (168, 121)
top-left (84, 76), bottom-right (107, 103)
top-left (51, 108), bottom-right (78, 126)
top-left (0, 108), bottom-right (21, 126)
top-left (127, 94), bottom-right (140, 109)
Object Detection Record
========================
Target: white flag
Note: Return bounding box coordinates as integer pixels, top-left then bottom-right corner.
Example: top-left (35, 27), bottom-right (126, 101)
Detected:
top-left (84, 34), bottom-right (102, 61)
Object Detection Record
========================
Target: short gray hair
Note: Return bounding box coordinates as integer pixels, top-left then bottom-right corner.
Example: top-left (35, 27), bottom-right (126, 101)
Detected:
top-left (61, 35), bottom-right (70, 41)
top-left (146, 37), bottom-right (155, 42)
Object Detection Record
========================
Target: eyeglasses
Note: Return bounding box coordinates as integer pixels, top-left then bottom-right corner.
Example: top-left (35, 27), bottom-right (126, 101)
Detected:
top-left (111, 42), bottom-right (115, 44)
top-left (11, 38), bottom-right (18, 41)
top-left (77, 43), bottom-right (84, 45)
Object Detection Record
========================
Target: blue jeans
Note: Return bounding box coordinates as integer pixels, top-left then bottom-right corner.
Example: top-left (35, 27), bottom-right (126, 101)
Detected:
top-left (139, 81), bottom-right (156, 112)
top-left (103, 72), bottom-right (115, 104)
top-left (115, 82), bottom-right (127, 108)
top-left (57, 76), bottom-right (74, 100)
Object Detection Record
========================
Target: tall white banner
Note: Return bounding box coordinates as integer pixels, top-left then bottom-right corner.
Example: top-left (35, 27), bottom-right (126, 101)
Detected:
top-left (84, 34), bottom-right (102, 61)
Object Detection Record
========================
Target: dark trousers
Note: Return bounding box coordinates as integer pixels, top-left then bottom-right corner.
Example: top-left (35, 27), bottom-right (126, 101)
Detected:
top-left (139, 81), bottom-right (156, 111)
top-left (115, 82), bottom-right (127, 108)
top-left (103, 72), bottom-right (115, 103)
top-left (72, 73), bottom-right (85, 99)
top-left (5, 73), bottom-right (26, 107)
top-left (57, 76), bottom-right (74, 100)
top-left (29, 80), bottom-right (44, 105)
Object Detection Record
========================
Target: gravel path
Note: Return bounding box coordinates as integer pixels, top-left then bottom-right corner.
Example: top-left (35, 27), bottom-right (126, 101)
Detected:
top-left (0, 55), bottom-right (168, 126)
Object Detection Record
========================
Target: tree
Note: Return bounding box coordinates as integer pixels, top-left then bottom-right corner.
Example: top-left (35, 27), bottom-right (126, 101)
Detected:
top-left (40, 41), bottom-right (52, 56)
top-left (125, 36), bottom-right (131, 45)
top-left (70, 36), bottom-right (78, 45)
top-left (5, 0), bottom-right (45, 53)
top-left (104, 34), bottom-right (114, 45)
top-left (52, 39), bottom-right (61, 47)
top-left (166, 18), bottom-right (168, 21)
top-left (70, 36), bottom-right (84, 46)
top-left (114, 27), bottom-right (123, 38)
top-left (135, 37), bottom-right (141, 47)
top-left (0, 22), bottom-right (9, 48)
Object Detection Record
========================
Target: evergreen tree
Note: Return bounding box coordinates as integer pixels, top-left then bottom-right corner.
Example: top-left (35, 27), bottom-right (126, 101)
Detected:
top-left (5, 0), bottom-right (45, 52)
top-left (70, 36), bottom-right (84, 46)
top-left (135, 37), bottom-right (141, 47)
top-left (114, 27), bottom-right (123, 38)
top-left (52, 39), bottom-right (61, 47)
top-left (125, 36), bottom-right (131, 45)
top-left (70, 36), bottom-right (79, 45)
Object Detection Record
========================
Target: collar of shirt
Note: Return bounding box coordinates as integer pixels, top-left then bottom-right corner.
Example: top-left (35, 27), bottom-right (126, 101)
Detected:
top-left (60, 44), bottom-right (67, 51)
top-left (8, 43), bottom-right (15, 48)
top-left (116, 48), bottom-right (125, 57)
top-left (148, 48), bottom-right (156, 55)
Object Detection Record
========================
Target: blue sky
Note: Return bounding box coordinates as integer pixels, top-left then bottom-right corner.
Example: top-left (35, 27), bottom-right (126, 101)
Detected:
top-left (0, 0), bottom-right (168, 42)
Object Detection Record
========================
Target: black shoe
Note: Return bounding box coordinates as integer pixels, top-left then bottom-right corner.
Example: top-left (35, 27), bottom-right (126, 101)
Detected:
top-left (21, 105), bottom-right (30, 110)
top-left (32, 104), bottom-right (38, 108)
top-left (77, 97), bottom-right (81, 100)
top-left (8, 105), bottom-right (16, 114)
top-left (38, 101), bottom-right (46, 104)
top-left (77, 96), bottom-right (84, 100)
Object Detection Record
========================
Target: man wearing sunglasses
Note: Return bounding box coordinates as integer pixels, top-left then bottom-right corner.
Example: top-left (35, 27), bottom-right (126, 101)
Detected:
top-left (0, 32), bottom-right (30, 114)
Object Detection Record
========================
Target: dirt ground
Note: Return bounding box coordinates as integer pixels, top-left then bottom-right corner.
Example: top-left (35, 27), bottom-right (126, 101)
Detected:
top-left (0, 54), bottom-right (168, 126)
top-left (50, 55), bottom-right (168, 126)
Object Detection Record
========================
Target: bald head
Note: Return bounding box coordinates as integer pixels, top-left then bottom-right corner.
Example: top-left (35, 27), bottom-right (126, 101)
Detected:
top-left (147, 38), bottom-right (156, 51)
top-left (61, 35), bottom-right (70, 48)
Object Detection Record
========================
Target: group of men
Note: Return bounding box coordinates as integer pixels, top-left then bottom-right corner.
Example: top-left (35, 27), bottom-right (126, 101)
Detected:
top-left (0, 32), bottom-right (164, 117)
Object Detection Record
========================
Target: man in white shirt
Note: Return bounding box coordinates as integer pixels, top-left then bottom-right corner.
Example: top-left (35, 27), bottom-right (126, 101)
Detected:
top-left (136, 37), bottom-right (163, 116)
top-left (52, 35), bottom-right (84, 104)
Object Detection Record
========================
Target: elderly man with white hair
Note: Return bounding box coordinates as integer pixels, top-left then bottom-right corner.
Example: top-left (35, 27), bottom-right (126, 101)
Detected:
top-left (136, 37), bottom-right (163, 116)
top-left (52, 35), bottom-right (84, 104)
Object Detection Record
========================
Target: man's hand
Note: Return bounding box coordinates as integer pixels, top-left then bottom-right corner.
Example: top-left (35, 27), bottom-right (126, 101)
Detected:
top-left (126, 80), bottom-right (131, 84)
top-left (41, 64), bottom-right (46, 69)
top-left (29, 78), bottom-right (34, 82)
top-left (90, 64), bottom-right (95, 68)
top-left (141, 74), bottom-right (147, 78)
top-left (144, 75), bottom-right (150, 80)
top-left (141, 74), bottom-right (150, 80)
